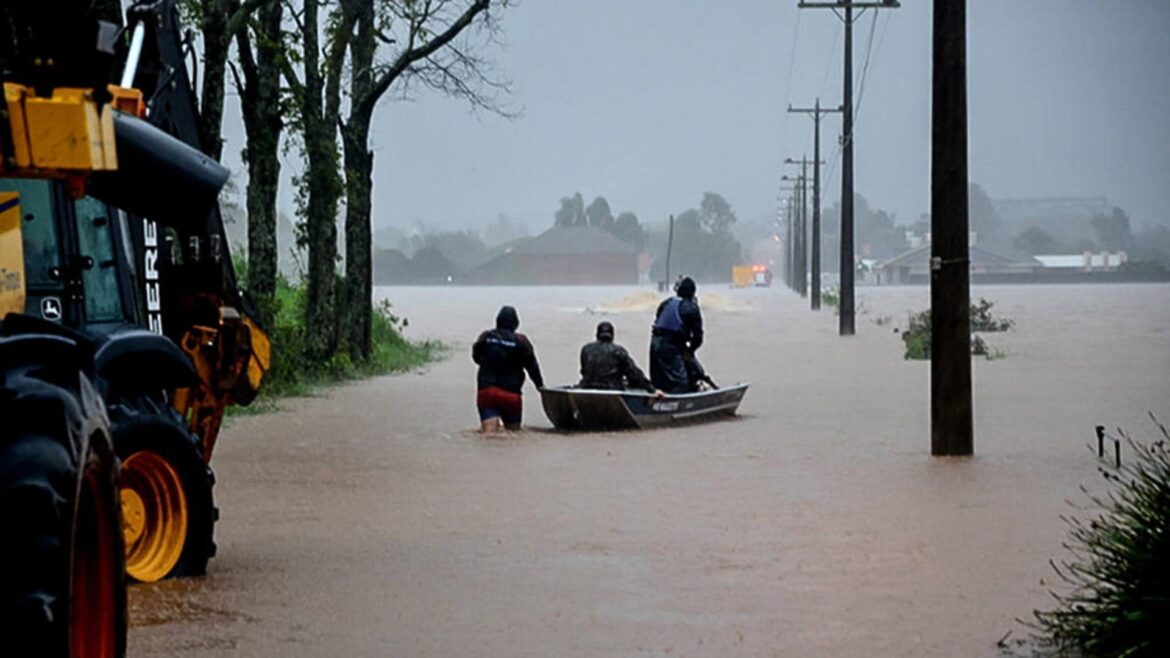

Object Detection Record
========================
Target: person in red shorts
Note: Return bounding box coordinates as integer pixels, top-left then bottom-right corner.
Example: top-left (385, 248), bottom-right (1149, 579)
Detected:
top-left (472, 305), bottom-right (544, 432)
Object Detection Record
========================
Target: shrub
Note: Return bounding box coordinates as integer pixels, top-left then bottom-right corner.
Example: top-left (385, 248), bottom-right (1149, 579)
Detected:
top-left (900, 299), bottom-right (1013, 360)
top-left (237, 275), bottom-right (442, 405)
top-left (1030, 417), bottom-right (1170, 657)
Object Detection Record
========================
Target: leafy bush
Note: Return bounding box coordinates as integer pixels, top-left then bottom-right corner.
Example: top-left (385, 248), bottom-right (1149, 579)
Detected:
top-left (898, 297), bottom-right (1010, 358)
top-left (900, 299), bottom-right (1013, 360)
top-left (970, 298), bottom-right (1015, 332)
top-left (240, 274), bottom-right (442, 405)
top-left (1031, 417), bottom-right (1170, 657)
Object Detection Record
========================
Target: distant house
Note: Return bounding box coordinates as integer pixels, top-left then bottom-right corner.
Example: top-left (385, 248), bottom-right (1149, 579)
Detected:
top-left (1034, 252), bottom-right (1126, 271)
top-left (464, 225), bottom-right (639, 285)
top-left (875, 245), bottom-right (1039, 285)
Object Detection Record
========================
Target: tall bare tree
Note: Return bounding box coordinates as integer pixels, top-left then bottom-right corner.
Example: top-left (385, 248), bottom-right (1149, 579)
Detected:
top-left (230, 0), bottom-right (284, 324)
top-left (185, 0), bottom-right (267, 158)
top-left (282, 0), bottom-right (356, 360)
top-left (339, 0), bottom-right (510, 359)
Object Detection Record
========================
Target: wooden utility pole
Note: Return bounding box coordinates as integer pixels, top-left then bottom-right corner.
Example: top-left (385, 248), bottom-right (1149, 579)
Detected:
top-left (800, 157), bottom-right (809, 298)
top-left (789, 100), bottom-right (843, 310)
top-left (779, 188), bottom-right (797, 292)
top-left (782, 171), bottom-right (805, 296)
top-left (930, 0), bottom-right (973, 456)
top-left (798, 1), bottom-right (901, 334)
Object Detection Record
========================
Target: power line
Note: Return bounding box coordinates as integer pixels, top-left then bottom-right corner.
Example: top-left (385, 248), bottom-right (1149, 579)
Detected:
top-left (798, 0), bottom-right (901, 336)
top-left (779, 8), bottom-right (804, 179)
top-left (818, 23), bottom-right (841, 100)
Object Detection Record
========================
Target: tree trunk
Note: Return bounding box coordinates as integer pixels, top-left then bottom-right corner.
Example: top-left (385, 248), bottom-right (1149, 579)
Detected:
top-left (299, 0), bottom-right (343, 362)
top-left (341, 123), bottom-right (373, 359)
top-left (235, 1), bottom-right (283, 326)
top-left (197, 1), bottom-right (231, 159)
top-left (340, 1), bottom-right (375, 360)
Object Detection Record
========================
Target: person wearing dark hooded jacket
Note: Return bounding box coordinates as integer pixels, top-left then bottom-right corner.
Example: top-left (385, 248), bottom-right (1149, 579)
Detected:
top-left (472, 305), bottom-right (544, 432)
top-left (650, 276), bottom-right (703, 393)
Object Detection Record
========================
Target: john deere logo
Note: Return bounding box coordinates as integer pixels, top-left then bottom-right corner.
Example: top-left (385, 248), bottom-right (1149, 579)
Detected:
top-left (41, 296), bottom-right (62, 321)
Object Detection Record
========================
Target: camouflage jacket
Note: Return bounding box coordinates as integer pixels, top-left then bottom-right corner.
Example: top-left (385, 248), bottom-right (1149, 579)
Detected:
top-left (578, 341), bottom-right (655, 392)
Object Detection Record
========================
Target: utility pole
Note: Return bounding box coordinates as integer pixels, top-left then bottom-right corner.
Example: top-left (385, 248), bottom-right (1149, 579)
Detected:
top-left (789, 100), bottom-right (842, 310)
top-left (779, 188), bottom-right (797, 293)
top-left (782, 172), bottom-right (805, 297)
top-left (799, 1), bottom-right (901, 334)
top-left (800, 156), bottom-right (809, 299)
top-left (931, 0), bottom-right (973, 456)
top-left (786, 196), bottom-right (795, 289)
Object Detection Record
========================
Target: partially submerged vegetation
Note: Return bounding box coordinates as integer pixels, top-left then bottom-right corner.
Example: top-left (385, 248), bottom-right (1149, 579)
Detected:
top-left (262, 279), bottom-right (443, 399)
top-left (234, 269), bottom-right (443, 412)
top-left (900, 298), bottom-right (1013, 360)
top-left (1029, 417), bottom-right (1170, 657)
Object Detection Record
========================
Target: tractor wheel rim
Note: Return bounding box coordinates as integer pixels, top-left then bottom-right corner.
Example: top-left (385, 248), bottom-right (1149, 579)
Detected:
top-left (72, 467), bottom-right (118, 658)
top-left (121, 451), bottom-right (188, 582)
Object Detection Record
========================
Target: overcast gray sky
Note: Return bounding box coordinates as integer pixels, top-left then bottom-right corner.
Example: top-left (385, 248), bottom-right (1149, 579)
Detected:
top-left (221, 0), bottom-right (1170, 233)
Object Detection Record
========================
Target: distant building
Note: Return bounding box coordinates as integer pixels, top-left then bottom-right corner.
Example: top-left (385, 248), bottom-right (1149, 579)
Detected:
top-left (1034, 252), bottom-right (1127, 271)
top-left (875, 245), bottom-right (1039, 285)
top-left (464, 225), bottom-right (639, 285)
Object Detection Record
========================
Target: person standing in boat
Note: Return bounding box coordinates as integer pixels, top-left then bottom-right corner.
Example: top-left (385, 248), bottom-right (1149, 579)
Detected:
top-left (650, 276), bottom-right (703, 393)
top-left (472, 305), bottom-right (544, 432)
top-left (579, 321), bottom-right (664, 395)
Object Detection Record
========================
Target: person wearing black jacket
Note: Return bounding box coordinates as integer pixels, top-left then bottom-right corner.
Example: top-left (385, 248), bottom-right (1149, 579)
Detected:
top-left (650, 276), bottom-right (704, 393)
top-left (472, 305), bottom-right (544, 432)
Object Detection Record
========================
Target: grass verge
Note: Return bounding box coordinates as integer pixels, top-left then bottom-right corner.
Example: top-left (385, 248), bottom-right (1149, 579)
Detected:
top-left (231, 278), bottom-right (446, 415)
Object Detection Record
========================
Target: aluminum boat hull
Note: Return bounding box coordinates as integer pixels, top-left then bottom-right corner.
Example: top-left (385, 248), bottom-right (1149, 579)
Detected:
top-left (539, 383), bottom-right (748, 431)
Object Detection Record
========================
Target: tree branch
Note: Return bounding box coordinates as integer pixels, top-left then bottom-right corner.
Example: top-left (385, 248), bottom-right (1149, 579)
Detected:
top-left (225, 0), bottom-right (271, 37)
top-left (359, 0), bottom-right (490, 119)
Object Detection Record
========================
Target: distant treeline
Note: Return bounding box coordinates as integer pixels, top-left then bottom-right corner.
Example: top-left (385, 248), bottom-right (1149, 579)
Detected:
top-left (373, 191), bottom-right (749, 284)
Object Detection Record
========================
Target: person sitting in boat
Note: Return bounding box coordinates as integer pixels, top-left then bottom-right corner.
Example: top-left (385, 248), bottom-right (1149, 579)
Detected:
top-left (472, 305), bottom-right (544, 432)
top-left (579, 321), bottom-right (664, 396)
top-left (650, 276), bottom-right (704, 393)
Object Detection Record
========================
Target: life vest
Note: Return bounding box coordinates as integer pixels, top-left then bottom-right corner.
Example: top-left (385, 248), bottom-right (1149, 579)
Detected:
top-left (654, 297), bottom-right (684, 333)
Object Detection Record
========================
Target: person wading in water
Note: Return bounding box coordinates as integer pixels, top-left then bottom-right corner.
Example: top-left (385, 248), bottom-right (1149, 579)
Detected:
top-left (579, 321), bottom-right (663, 396)
top-left (472, 306), bottom-right (544, 432)
top-left (650, 276), bottom-right (704, 393)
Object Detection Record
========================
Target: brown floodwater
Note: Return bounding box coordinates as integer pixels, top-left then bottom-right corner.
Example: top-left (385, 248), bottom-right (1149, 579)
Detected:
top-left (127, 283), bottom-right (1170, 657)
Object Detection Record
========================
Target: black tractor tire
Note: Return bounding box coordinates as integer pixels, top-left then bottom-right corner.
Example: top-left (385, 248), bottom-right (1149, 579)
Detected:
top-left (108, 395), bottom-right (216, 581)
top-left (0, 398), bottom-right (126, 658)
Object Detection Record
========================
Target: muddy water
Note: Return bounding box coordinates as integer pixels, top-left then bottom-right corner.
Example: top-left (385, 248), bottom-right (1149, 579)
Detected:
top-left (128, 283), bottom-right (1170, 657)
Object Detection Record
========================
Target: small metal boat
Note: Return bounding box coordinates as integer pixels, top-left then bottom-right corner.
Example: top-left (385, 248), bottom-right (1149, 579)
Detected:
top-left (538, 383), bottom-right (749, 431)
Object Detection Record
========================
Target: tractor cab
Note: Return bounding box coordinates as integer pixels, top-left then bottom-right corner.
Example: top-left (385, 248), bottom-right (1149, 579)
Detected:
top-left (2, 177), bottom-right (139, 334)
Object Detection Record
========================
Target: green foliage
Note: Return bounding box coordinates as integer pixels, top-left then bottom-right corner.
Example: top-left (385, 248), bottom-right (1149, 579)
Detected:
top-left (247, 276), bottom-right (442, 405)
top-left (822, 194), bottom-right (908, 260)
top-left (970, 298), bottom-right (1015, 332)
top-left (1014, 226), bottom-right (1066, 256)
top-left (900, 298), bottom-right (1013, 360)
top-left (699, 191), bottom-right (737, 234)
top-left (555, 192), bottom-right (587, 227)
top-left (821, 287), bottom-right (840, 308)
top-left (649, 207), bottom-right (742, 282)
top-left (612, 211), bottom-right (645, 249)
top-left (1031, 417), bottom-right (1170, 657)
top-left (585, 196), bottom-right (614, 229)
top-left (551, 191), bottom-right (645, 248)
top-left (1091, 208), bottom-right (1133, 251)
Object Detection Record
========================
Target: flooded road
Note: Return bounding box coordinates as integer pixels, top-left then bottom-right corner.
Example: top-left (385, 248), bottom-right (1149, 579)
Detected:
top-left (128, 283), bottom-right (1170, 657)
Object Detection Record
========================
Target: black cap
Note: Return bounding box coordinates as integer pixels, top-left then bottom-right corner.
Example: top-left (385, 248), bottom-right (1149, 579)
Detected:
top-left (677, 277), bottom-right (696, 299)
top-left (496, 305), bottom-right (519, 330)
top-left (596, 321), bottom-right (615, 341)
